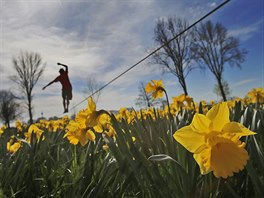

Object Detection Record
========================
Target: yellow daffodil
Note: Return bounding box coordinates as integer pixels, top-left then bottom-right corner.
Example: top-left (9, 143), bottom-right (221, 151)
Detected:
top-left (172, 94), bottom-right (193, 110)
top-left (39, 119), bottom-right (47, 128)
top-left (64, 120), bottom-right (95, 146)
top-left (64, 97), bottom-right (110, 145)
top-left (173, 102), bottom-right (256, 178)
top-left (0, 125), bottom-right (7, 136)
top-left (75, 97), bottom-right (110, 133)
top-left (24, 124), bottom-right (44, 143)
top-left (75, 109), bottom-right (89, 129)
top-left (62, 115), bottom-right (70, 123)
top-left (85, 97), bottom-right (110, 132)
top-left (242, 97), bottom-right (251, 106)
top-left (227, 97), bottom-right (242, 109)
top-left (102, 144), bottom-right (109, 150)
top-left (7, 136), bottom-right (22, 154)
top-left (145, 80), bottom-right (165, 99)
top-left (210, 100), bottom-right (215, 106)
top-left (104, 123), bottom-right (116, 137)
top-left (247, 87), bottom-right (264, 103)
top-left (51, 119), bottom-right (67, 132)
top-left (119, 107), bottom-right (130, 118)
top-left (16, 120), bottom-right (25, 132)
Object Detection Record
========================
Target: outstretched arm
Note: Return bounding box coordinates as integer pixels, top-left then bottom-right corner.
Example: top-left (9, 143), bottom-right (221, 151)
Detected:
top-left (42, 80), bottom-right (55, 90)
top-left (57, 62), bottom-right (68, 73)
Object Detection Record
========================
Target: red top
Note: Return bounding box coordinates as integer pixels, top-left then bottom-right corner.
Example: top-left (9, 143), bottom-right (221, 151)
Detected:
top-left (54, 71), bottom-right (72, 90)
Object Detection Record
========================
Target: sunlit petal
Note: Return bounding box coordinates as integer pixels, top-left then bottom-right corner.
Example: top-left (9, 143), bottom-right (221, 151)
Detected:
top-left (88, 97), bottom-right (96, 112)
top-left (222, 122), bottom-right (256, 137)
top-left (173, 126), bottom-right (205, 153)
top-left (87, 130), bottom-right (96, 141)
top-left (191, 114), bottom-right (211, 134)
top-left (145, 83), bottom-right (155, 93)
top-left (193, 145), bottom-right (211, 175)
top-left (206, 102), bottom-right (229, 131)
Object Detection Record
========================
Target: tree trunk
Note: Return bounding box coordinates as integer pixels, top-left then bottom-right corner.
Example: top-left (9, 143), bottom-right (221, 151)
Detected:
top-left (28, 95), bottom-right (33, 124)
top-left (182, 84), bottom-right (188, 96)
top-left (6, 119), bottom-right (10, 128)
top-left (29, 107), bottom-right (33, 124)
top-left (217, 77), bottom-right (227, 101)
top-left (179, 77), bottom-right (188, 96)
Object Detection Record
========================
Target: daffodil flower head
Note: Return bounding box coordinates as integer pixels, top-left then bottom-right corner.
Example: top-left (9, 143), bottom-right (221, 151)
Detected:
top-left (0, 125), bottom-right (7, 136)
top-left (173, 102), bottom-right (256, 178)
top-left (64, 120), bottom-right (95, 146)
top-left (172, 95), bottom-right (185, 110)
top-left (145, 80), bottom-right (165, 99)
top-left (7, 136), bottom-right (22, 154)
top-left (119, 107), bottom-right (130, 118)
top-left (104, 123), bottom-right (116, 137)
top-left (247, 87), bottom-right (264, 103)
top-left (16, 120), bottom-right (24, 132)
top-left (76, 97), bottom-right (110, 133)
top-left (75, 109), bottom-right (89, 129)
top-left (24, 124), bottom-right (44, 143)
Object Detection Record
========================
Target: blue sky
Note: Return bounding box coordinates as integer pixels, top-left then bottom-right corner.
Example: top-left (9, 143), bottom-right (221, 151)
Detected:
top-left (0, 0), bottom-right (263, 122)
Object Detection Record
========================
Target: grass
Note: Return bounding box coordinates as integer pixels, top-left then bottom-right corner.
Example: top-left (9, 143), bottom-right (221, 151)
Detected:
top-left (0, 102), bottom-right (263, 197)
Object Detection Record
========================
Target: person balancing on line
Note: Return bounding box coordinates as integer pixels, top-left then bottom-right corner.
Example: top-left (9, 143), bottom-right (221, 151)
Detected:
top-left (42, 63), bottom-right (72, 113)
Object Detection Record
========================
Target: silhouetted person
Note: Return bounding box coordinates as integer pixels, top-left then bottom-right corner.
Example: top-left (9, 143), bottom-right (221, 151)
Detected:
top-left (42, 63), bottom-right (72, 113)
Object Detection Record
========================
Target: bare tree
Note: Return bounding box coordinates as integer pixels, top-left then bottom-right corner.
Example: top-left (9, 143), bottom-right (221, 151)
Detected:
top-left (0, 90), bottom-right (21, 128)
top-left (213, 80), bottom-right (231, 100)
top-left (191, 20), bottom-right (247, 101)
top-left (151, 17), bottom-right (196, 95)
top-left (82, 76), bottom-right (102, 104)
top-left (135, 82), bottom-right (161, 108)
top-left (10, 51), bottom-right (45, 124)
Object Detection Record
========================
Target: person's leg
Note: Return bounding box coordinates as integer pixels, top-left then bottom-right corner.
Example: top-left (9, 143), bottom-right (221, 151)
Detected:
top-left (63, 98), bottom-right (67, 112)
top-left (66, 98), bottom-right (70, 111)
top-left (66, 89), bottom-right (72, 112)
top-left (62, 90), bottom-right (67, 113)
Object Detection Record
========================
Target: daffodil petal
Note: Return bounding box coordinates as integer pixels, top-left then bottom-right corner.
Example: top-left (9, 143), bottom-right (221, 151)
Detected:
top-left (152, 92), bottom-right (157, 99)
top-left (156, 90), bottom-right (164, 98)
top-left (69, 136), bottom-right (79, 145)
top-left (173, 126), bottom-right (205, 153)
top-left (75, 110), bottom-right (88, 128)
top-left (193, 145), bottom-right (211, 175)
top-left (222, 122), bottom-right (256, 137)
top-left (145, 83), bottom-right (155, 93)
top-left (98, 114), bottom-right (110, 125)
top-left (88, 97), bottom-right (96, 112)
top-left (191, 114), bottom-right (211, 134)
top-left (206, 102), bottom-right (230, 131)
top-left (94, 125), bottom-right (103, 133)
top-left (87, 130), bottom-right (96, 141)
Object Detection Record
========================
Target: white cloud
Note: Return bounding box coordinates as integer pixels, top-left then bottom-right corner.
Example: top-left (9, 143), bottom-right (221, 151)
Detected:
top-left (232, 79), bottom-right (256, 88)
top-left (210, 2), bottom-right (217, 8)
top-left (229, 19), bottom-right (264, 41)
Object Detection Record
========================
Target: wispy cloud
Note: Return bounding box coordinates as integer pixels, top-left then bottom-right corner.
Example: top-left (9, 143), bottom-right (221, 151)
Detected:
top-left (209, 2), bottom-right (217, 8)
top-left (232, 79), bottom-right (256, 88)
top-left (229, 19), bottom-right (264, 41)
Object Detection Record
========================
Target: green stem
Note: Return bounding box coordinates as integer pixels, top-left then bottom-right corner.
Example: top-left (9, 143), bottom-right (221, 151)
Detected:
top-left (74, 145), bottom-right (77, 166)
top-left (163, 89), bottom-right (173, 121)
